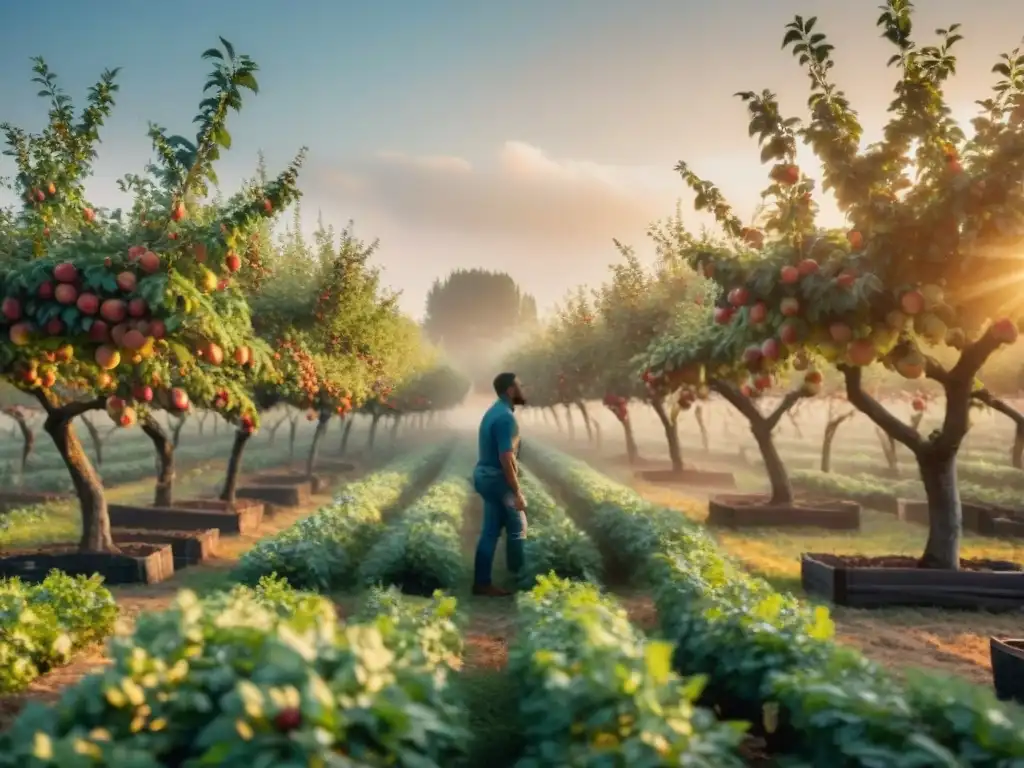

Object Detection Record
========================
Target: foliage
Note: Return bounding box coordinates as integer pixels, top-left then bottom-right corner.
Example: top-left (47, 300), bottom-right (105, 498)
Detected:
top-left (233, 444), bottom-right (448, 589)
top-left (510, 574), bottom-right (747, 767)
top-left (0, 570), bottom-right (117, 693)
top-left (423, 268), bottom-right (538, 347)
top-left (387, 362), bottom-right (470, 415)
top-left (358, 450), bottom-right (471, 593)
top-left (0, 576), bottom-right (468, 767)
top-left (527, 442), bottom-right (1024, 765)
top-left (516, 471), bottom-right (603, 588)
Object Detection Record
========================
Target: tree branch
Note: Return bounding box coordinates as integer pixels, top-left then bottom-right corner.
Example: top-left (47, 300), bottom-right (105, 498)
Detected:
top-left (709, 380), bottom-right (763, 425)
top-left (973, 388), bottom-right (1024, 428)
top-left (765, 390), bottom-right (807, 432)
top-left (950, 327), bottom-right (1004, 382)
top-left (32, 391), bottom-right (105, 421)
top-left (841, 365), bottom-right (923, 451)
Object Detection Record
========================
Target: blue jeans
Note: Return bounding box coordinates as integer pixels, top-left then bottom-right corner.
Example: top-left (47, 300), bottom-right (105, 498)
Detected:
top-left (473, 469), bottom-right (527, 586)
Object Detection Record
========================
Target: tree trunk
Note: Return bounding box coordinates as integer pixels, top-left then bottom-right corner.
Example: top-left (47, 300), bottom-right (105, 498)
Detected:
top-left (540, 408), bottom-right (549, 425)
top-left (267, 416), bottom-right (285, 445)
top-left (650, 398), bottom-right (683, 472)
top-left (81, 416), bottom-right (105, 467)
top-left (593, 420), bottom-right (602, 450)
top-left (549, 407), bottom-right (562, 432)
top-left (213, 415), bottom-right (219, 436)
top-left (563, 404), bottom-right (575, 440)
top-left (306, 410), bottom-right (331, 477)
top-left (1014, 426), bottom-right (1024, 470)
top-left (876, 428), bottom-right (899, 473)
top-left (575, 401), bottom-right (593, 443)
top-left (141, 414), bottom-right (175, 507)
top-left (694, 405), bottom-right (710, 453)
top-left (820, 413), bottom-right (853, 473)
top-left (197, 412), bottom-right (207, 436)
top-left (35, 396), bottom-right (114, 553)
top-left (367, 413), bottom-right (381, 449)
top-left (220, 429), bottom-right (252, 503)
top-left (786, 410), bottom-right (803, 439)
top-left (753, 424), bottom-right (793, 504)
top-left (172, 414), bottom-right (187, 448)
top-left (7, 409), bottom-right (35, 480)
top-left (916, 448), bottom-right (961, 570)
top-left (619, 414), bottom-right (639, 464)
top-left (389, 415), bottom-right (401, 445)
top-left (340, 417), bottom-right (354, 455)
top-left (288, 416), bottom-right (299, 463)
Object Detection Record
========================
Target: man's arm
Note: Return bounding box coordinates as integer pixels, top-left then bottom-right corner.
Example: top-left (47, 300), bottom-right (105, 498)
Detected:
top-left (495, 416), bottom-right (520, 493)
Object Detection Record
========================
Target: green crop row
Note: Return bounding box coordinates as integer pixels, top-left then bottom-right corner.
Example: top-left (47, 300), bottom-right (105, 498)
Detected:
top-left (0, 577), bottom-right (467, 767)
top-left (510, 574), bottom-right (746, 766)
top-left (0, 571), bottom-right (118, 694)
top-left (517, 471), bottom-right (602, 587)
top-left (358, 449), bottom-right (473, 594)
top-left (791, 468), bottom-right (1024, 511)
top-left (233, 443), bottom-right (449, 589)
top-left (528, 443), bottom-right (1024, 766)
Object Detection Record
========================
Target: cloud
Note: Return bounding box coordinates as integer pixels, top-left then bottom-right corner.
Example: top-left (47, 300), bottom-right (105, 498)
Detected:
top-left (310, 141), bottom-right (674, 247)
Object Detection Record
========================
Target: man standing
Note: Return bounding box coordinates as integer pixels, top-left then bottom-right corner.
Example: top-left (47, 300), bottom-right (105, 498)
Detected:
top-left (472, 371), bottom-right (527, 597)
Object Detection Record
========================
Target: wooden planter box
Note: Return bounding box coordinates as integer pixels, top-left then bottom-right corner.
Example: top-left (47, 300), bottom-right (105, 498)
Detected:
top-left (316, 459), bottom-right (355, 475)
top-left (0, 543), bottom-right (174, 585)
top-left (108, 499), bottom-right (264, 535)
top-left (991, 517), bottom-right (1024, 538)
top-left (801, 553), bottom-right (1024, 610)
top-left (112, 528), bottom-right (219, 568)
top-left (635, 467), bottom-right (737, 489)
top-left (991, 637), bottom-right (1024, 704)
top-left (708, 494), bottom-right (860, 530)
top-left (0, 491), bottom-right (71, 515)
top-left (236, 477), bottom-right (311, 508)
top-left (896, 499), bottom-right (1021, 535)
top-left (251, 472), bottom-right (323, 494)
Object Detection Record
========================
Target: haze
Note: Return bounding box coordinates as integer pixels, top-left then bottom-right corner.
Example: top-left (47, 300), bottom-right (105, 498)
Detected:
top-left (2, 0), bottom-right (1023, 318)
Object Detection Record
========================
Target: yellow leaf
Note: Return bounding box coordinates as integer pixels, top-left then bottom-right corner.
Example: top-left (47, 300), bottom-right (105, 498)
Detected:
top-left (32, 732), bottom-right (53, 760)
top-left (644, 641), bottom-right (674, 684)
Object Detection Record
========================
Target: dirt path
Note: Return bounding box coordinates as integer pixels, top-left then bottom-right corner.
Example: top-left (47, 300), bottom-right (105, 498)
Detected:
top-left (0, 460), bottom-right (366, 728)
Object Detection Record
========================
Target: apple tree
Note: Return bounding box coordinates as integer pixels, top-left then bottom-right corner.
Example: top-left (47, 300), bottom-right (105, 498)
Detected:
top-left (672, 3), bottom-right (1024, 568)
top-left (0, 40), bottom-right (302, 551)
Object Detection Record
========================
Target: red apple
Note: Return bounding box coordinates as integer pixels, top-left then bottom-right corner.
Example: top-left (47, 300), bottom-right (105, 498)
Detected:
top-left (829, 323), bottom-right (852, 343)
top-left (836, 271), bottom-right (856, 288)
top-left (912, 397), bottom-right (925, 412)
top-left (262, 198), bottom-right (273, 214)
top-left (170, 202), bottom-right (186, 221)
top-left (76, 293), bottom-right (99, 315)
top-left (149, 319), bottom-right (166, 339)
top-left (204, 342), bottom-right (224, 365)
top-left (797, 259), bottom-right (819, 277)
top-left (128, 298), bottom-right (148, 318)
top-left (225, 252), bottom-right (241, 272)
top-left (116, 272), bottom-right (137, 292)
top-left (170, 387), bottom-right (190, 411)
top-left (780, 321), bottom-right (801, 344)
top-left (139, 251), bottom-right (160, 274)
top-left (1, 297), bottom-right (21, 321)
top-left (95, 346), bottom-right (121, 370)
top-left (45, 318), bottom-right (63, 335)
top-left (100, 299), bottom-right (127, 323)
top-left (193, 243), bottom-right (207, 263)
top-left (713, 307), bottom-right (734, 325)
top-left (133, 385), bottom-right (154, 403)
top-left (761, 338), bottom-right (781, 361)
top-left (991, 318), bottom-right (1019, 344)
top-left (110, 323), bottom-right (129, 348)
top-left (847, 339), bottom-right (876, 366)
top-left (37, 281), bottom-right (53, 300)
top-left (234, 346), bottom-right (251, 365)
top-left (119, 407), bottom-right (137, 428)
top-left (53, 263), bottom-right (78, 283)
top-left (749, 303), bottom-right (768, 324)
top-left (742, 344), bottom-right (763, 366)
top-left (122, 329), bottom-right (146, 351)
top-left (127, 245), bottom-right (146, 262)
top-left (804, 370), bottom-right (823, 385)
top-left (847, 230), bottom-right (864, 249)
top-left (901, 290), bottom-right (925, 316)
top-left (82, 207), bottom-right (95, 223)
top-left (88, 320), bottom-right (110, 343)
top-left (54, 283), bottom-right (78, 305)
top-left (728, 287), bottom-right (750, 307)
top-left (780, 265), bottom-right (800, 284)
top-left (780, 297), bottom-right (800, 317)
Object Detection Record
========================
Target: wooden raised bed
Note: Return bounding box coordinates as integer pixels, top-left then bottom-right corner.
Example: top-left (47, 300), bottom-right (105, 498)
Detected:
top-left (0, 490), bottom-right (70, 515)
top-left (635, 467), bottom-right (737, 489)
top-left (315, 459), bottom-right (355, 475)
top-left (0, 543), bottom-right (174, 585)
top-left (991, 637), bottom-right (1024, 704)
top-left (108, 499), bottom-right (264, 535)
top-left (801, 553), bottom-right (1024, 610)
top-left (991, 517), bottom-right (1024, 538)
top-left (896, 498), bottom-right (1021, 536)
top-left (112, 528), bottom-right (219, 568)
top-left (708, 494), bottom-right (860, 530)
top-left (237, 475), bottom-right (312, 507)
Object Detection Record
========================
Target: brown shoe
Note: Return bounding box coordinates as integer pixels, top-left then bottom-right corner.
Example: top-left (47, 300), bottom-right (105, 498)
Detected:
top-left (472, 584), bottom-right (512, 597)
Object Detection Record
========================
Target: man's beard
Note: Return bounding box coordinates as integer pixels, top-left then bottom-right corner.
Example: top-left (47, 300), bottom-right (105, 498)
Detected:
top-left (512, 395), bottom-right (527, 406)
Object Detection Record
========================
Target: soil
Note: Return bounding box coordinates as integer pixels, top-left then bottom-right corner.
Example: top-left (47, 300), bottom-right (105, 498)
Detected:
top-left (812, 554), bottom-right (1022, 572)
top-left (0, 542), bottom-right (164, 558)
top-left (114, 528), bottom-right (210, 541)
top-left (174, 498), bottom-right (261, 512)
top-left (715, 493), bottom-right (852, 511)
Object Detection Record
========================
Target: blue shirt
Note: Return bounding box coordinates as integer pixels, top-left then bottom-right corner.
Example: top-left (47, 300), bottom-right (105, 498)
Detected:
top-left (476, 397), bottom-right (519, 473)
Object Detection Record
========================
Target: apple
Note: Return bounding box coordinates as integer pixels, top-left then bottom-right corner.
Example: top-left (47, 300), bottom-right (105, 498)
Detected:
top-left (847, 339), bottom-right (876, 366)
top-left (76, 293), bottom-right (100, 315)
top-left (885, 310), bottom-right (907, 330)
top-left (803, 380), bottom-right (822, 396)
top-left (82, 207), bottom-right (95, 223)
top-left (110, 323), bottom-right (129, 348)
top-left (912, 397), bottom-right (925, 412)
top-left (797, 259), bottom-right (819, 277)
top-left (46, 182), bottom-right (56, 196)
top-left (772, 163), bottom-right (800, 185)
top-left (54, 345), bottom-right (74, 363)
top-left (171, 202), bottom-right (186, 221)
top-left (836, 271), bottom-right (856, 288)
top-left (170, 387), bottom-right (190, 411)
top-left (1, 297), bottom-right (21, 321)
top-left (133, 385), bottom-right (154, 403)
top-left (225, 252), bottom-right (241, 272)
top-left (900, 290), bottom-right (925, 315)
top-left (89, 320), bottom-right (110, 343)
top-left (204, 342), bottom-right (224, 365)
top-left (829, 323), bottom-right (853, 342)
top-left (193, 243), bottom-right (208, 263)
top-left (95, 372), bottom-right (112, 390)
top-left (40, 370), bottom-right (56, 389)
top-left (728, 287), bottom-right (749, 307)
top-left (918, 313), bottom-right (947, 342)
top-left (847, 230), bottom-right (863, 250)
top-left (921, 284), bottom-right (944, 306)
top-left (119, 407), bottom-right (137, 428)
top-left (106, 395), bottom-right (125, 414)
top-left (45, 318), bottom-right (64, 335)
top-left (95, 346), bottom-right (121, 370)
top-left (992, 318), bottom-right (1019, 344)
top-left (54, 283), bottom-right (78, 305)
top-left (780, 297), bottom-right (800, 317)
top-left (804, 370), bottom-right (823, 385)
top-left (100, 299), bottom-right (127, 323)
top-left (761, 338), bottom-right (781, 361)
top-left (780, 321), bottom-right (801, 344)
top-left (200, 268), bottom-right (218, 293)
top-left (128, 298), bottom-right (148, 318)
top-left (37, 281), bottom-right (53, 299)
top-left (116, 272), bottom-right (137, 292)
top-left (742, 344), bottom-right (763, 366)
top-left (53, 263), bottom-right (78, 283)
top-left (139, 251), bottom-right (160, 274)
top-left (128, 245), bottom-right (146, 262)
top-left (713, 306), bottom-right (734, 325)
top-left (262, 198), bottom-right (273, 214)
top-left (780, 265), bottom-right (800, 284)
top-left (741, 228), bottom-right (764, 248)
top-left (739, 384), bottom-right (753, 398)
top-left (754, 374), bottom-right (772, 391)
top-left (149, 319), bottom-right (166, 339)
top-left (749, 302), bottom-right (768, 324)
top-left (122, 329), bottom-right (146, 351)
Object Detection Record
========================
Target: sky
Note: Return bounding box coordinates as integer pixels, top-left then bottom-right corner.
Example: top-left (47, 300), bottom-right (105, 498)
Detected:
top-left (2, 0), bottom-right (1024, 319)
